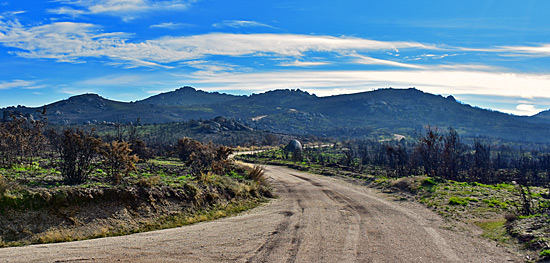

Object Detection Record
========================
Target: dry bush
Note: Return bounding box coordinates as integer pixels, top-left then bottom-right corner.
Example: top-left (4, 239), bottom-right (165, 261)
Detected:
top-left (175, 137), bottom-right (233, 178)
top-left (129, 139), bottom-right (151, 162)
top-left (101, 140), bottom-right (139, 184)
top-left (246, 165), bottom-right (266, 185)
top-left (52, 129), bottom-right (102, 184)
top-left (176, 138), bottom-right (203, 163)
top-left (138, 176), bottom-right (161, 187)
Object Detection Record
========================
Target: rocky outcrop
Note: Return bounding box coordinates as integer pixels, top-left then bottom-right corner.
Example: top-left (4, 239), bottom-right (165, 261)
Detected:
top-left (198, 116), bottom-right (253, 134)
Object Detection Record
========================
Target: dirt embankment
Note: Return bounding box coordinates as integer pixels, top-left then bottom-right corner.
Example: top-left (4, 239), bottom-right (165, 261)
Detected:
top-left (0, 178), bottom-right (270, 246)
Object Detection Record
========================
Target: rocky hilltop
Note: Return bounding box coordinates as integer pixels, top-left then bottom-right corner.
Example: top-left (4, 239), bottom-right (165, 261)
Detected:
top-left (2, 87), bottom-right (550, 143)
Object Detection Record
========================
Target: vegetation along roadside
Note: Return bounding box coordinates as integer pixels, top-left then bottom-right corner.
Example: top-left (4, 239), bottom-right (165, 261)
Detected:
top-left (0, 114), bottom-right (272, 247)
top-left (238, 128), bottom-right (550, 262)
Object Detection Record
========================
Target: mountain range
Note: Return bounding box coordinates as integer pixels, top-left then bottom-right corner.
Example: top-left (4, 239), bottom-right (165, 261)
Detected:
top-left (3, 86), bottom-right (550, 143)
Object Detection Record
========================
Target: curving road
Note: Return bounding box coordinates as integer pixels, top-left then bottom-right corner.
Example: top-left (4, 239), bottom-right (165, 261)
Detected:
top-left (0, 165), bottom-right (520, 262)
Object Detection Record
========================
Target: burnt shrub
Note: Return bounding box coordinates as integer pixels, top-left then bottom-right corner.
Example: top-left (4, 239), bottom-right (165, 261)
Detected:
top-left (52, 129), bottom-right (102, 184)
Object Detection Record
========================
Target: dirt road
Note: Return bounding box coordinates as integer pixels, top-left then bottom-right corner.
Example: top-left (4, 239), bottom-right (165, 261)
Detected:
top-left (0, 165), bottom-right (520, 262)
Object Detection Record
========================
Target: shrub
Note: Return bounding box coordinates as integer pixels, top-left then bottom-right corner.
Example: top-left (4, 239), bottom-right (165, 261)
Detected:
top-left (246, 165), bottom-right (266, 185)
top-left (504, 213), bottom-right (517, 223)
top-left (176, 138), bottom-right (203, 163)
top-left (540, 249), bottom-right (550, 258)
top-left (175, 138), bottom-right (233, 177)
top-left (52, 129), bottom-right (102, 184)
top-left (129, 139), bottom-right (151, 162)
top-left (138, 176), bottom-right (161, 187)
top-left (101, 141), bottom-right (139, 184)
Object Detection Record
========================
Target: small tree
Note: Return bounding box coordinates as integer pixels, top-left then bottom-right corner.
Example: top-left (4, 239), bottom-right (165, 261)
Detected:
top-left (101, 140), bottom-right (139, 184)
top-left (415, 127), bottom-right (443, 177)
top-left (385, 143), bottom-right (408, 177)
top-left (53, 129), bottom-right (102, 184)
top-left (440, 128), bottom-right (465, 181)
top-left (469, 141), bottom-right (492, 183)
top-left (0, 112), bottom-right (47, 167)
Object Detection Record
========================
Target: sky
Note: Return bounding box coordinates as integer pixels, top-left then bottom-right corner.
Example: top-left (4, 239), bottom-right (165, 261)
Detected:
top-left (1, 1), bottom-right (550, 116)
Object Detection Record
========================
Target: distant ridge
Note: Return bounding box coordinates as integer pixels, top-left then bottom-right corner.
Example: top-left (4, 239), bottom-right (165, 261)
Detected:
top-left (2, 87), bottom-right (550, 143)
top-left (137, 86), bottom-right (241, 106)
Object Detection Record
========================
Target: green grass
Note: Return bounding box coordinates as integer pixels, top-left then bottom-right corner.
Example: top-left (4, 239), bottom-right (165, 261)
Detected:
top-left (449, 196), bottom-right (469, 206)
top-left (482, 198), bottom-right (508, 209)
top-left (476, 219), bottom-right (509, 243)
top-left (147, 158), bottom-right (184, 167)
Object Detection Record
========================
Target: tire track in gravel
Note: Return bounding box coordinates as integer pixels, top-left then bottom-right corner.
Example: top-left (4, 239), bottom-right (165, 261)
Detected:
top-left (244, 178), bottom-right (305, 263)
top-left (288, 173), bottom-right (361, 262)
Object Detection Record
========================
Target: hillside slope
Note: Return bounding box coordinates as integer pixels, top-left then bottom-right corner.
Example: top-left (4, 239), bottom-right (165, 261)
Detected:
top-left (2, 87), bottom-right (549, 143)
top-left (136, 86), bottom-right (241, 106)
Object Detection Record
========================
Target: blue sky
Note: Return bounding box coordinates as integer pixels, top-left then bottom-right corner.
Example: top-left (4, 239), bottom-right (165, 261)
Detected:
top-left (1, 0), bottom-right (550, 116)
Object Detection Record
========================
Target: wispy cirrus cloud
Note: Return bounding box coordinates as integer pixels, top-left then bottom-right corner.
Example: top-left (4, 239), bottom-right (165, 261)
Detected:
top-left (49, 0), bottom-right (197, 20)
top-left (459, 43), bottom-right (550, 57)
top-left (149, 22), bottom-right (193, 29)
top-left (279, 60), bottom-right (329, 67)
top-left (0, 18), bottom-right (439, 68)
top-left (0, 79), bottom-right (38, 90)
top-left (47, 6), bottom-right (86, 17)
top-left (497, 44), bottom-right (550, 57)
top-left (212, 20), bottom-right (277, 29)
top-left (351, 53), bottom-right (425, 69)
top-left (183, 60), bottom-right (243, 74)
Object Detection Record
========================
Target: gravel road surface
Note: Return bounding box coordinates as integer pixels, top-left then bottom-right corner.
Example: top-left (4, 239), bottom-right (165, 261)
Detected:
top-left (0, 165), bottom-right (520, 262)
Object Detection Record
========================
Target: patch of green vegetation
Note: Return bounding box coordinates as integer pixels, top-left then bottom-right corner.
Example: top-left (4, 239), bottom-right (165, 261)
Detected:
top-left (422, 177), bottom-right (437, 186)
top-left (482, 198), bottom-right (508, 209)
top-left (148, 158), bottom-right (184, 167)
top-left (449, 196), bottom-right (469, 206)
top-left (227, 170), bottom-right (245, 179)
top-left (476, 219), bottom-right (509, 243)
top-left (518, 214), bottom-right (543, 219)
top-left (540, 249), bottom-right (550, 258)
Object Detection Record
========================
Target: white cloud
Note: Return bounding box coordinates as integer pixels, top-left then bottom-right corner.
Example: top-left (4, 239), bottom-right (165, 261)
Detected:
top-left (497, 44), bottom-right (550, 57)
top-left (0, 79), bottom-right (36, 89)
top-left (183, 60), bottom-right (241, 73)
top-left (433, 64), bottom-right (500, 71)
top-left (351, 53), bottom-right (425, 69)
top-left (50, 0), bottom-right (196, 19)
top-left (150, 33), bottom-right (436, 60)
top-left (513, 104), bottom-right (541, 116)
top-left (212, 20), bottom-right (277, 29)
top-left (459, 44), bottom-right (550, 58)
top-left (47, 6), bottom-right (86, 17)
top-left (279, 60), bottom-right (328, 67)
top-left (149, 22), bottom-right (192, 29)
top-left (0, 18), bottom-right (439, 67)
